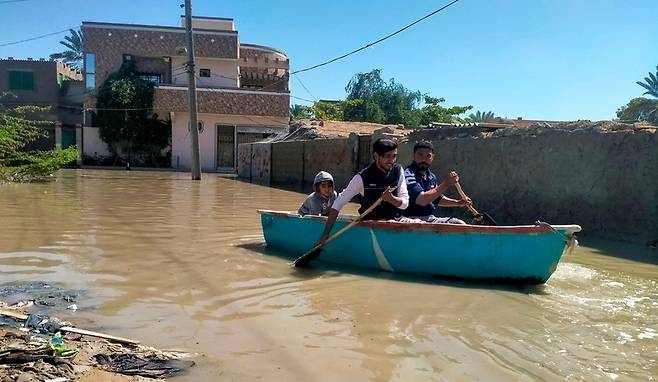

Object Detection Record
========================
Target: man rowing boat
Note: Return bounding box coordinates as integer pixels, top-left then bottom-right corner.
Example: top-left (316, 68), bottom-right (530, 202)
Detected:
top-left (313, 138), bottom-right (409, 247)
top-left (403, 140), bottom-right (472, 223)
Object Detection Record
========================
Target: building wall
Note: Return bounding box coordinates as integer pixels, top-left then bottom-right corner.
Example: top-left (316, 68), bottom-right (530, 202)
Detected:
top-left (171, 111), bottom-right (286, 171)
top-left (82, 126), bottom-right (111, 157)
top-left (170, 57), bottom-right (238, 88)
top-left (0, 60), bottom-right (59, 105)
top-left (82, 22), bottom-right (239, 98)
top-left (0, 59), bottom-right (83, 150)
top-left (154, 86), bottom-right (289, 117)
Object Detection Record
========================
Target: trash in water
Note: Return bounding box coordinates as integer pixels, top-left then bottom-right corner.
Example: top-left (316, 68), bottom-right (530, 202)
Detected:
top-left (94, 352), bottom-right (195, 378)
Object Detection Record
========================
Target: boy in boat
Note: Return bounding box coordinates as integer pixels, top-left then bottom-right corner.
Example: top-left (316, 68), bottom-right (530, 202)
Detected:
top-left (298, 171), bottom-right (338, 216)
top-left (313, 138), bottom-right (409, 246)
top-left (403, 140), bottom-right (471, 223)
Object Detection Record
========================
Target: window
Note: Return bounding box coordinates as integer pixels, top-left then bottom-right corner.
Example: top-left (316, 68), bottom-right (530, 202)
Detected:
top-left (139, 74), bottom-right (161, 84)
top-left (85, 53), bottom-right (96, 90)
top-left (9, 71), bottom-right (34, 90)
top-left (122, 54), bottom-right (133, 62)
top-left (199, 68), bottom-right (211, 78)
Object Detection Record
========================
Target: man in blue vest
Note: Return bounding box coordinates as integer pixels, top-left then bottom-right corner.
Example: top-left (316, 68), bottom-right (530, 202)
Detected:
top-left (314, 138), bottom-right (409, 246)
top-left (403, 140), bottom-right (471, 223)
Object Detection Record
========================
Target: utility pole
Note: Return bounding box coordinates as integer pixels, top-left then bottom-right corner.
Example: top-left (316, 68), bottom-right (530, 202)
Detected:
top-left (184, 0), bottom-right (201, 180)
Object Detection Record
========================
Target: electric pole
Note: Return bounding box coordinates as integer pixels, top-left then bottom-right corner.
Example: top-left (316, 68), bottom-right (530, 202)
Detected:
top-left (184, 0), bottom-right (201, 180)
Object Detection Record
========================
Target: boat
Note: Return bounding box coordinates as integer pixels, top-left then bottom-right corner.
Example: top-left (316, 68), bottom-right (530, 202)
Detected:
top-left (259, 210), bottom-right (581, 284)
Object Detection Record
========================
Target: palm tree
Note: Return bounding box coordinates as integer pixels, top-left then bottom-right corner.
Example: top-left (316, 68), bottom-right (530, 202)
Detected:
top-left (468, 110), bottom-right (495, 122)
top-left (637, 66), bottom-right (658, 99)
top-left (49, 29), bottom-right (83, 68)
top-left (290, 104), bottom-right (313, 120)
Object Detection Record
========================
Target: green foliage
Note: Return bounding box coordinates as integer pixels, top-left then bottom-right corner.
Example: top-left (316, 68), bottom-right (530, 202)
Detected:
top-left (290, 104), bottom-right (314, 120)
top-left (49, 29), bottom-right (83, 69)
top-left (312, 100), bottom-right (348, 120)
top-left (616, 97), bottom-right (658, 123)
top-left (636, 66), bottom-right (658, 99)
top-left (96, 62), bottom-right (171, 165)
top-left (0, 93), bottom-right (79, 182)
top-left (312, 69), bottom-right (471, 127)
top-left (467, 110), bottom-right (496, 122)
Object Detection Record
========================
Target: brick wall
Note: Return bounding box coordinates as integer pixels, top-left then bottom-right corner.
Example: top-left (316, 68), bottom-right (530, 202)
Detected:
top-left (153, 87), bottom-right (289, 117)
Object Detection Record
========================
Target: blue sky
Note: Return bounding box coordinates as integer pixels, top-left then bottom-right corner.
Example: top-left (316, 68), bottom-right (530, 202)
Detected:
top-left (2, 0), bottom-right (657, 120)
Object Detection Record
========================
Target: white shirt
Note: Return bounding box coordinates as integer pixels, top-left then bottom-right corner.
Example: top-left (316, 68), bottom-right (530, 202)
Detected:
top-left (332, 168), bottom-right (409, 212)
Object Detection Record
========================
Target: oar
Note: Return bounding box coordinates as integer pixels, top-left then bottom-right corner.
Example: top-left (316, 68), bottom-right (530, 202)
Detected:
top-left (454, 182), bottom-right (498, 226)
top-left (293, 187), bottom-right (395, 267)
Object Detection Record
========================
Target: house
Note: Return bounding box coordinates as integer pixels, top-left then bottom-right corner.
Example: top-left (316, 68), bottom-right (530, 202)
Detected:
top-left (0, 57), bottom-right (83, 151)
top-left (82, 16), bottom-right (290, 171)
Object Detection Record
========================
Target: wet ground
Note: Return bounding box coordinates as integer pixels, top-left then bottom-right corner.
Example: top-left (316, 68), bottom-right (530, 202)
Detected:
top-left (0, 169), bottom-right (656, 381)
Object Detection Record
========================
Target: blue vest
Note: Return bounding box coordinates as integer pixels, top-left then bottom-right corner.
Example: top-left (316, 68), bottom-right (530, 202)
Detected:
top-left (403, 162), bottom-right (439, 217)
top-left (357, 162), bottom-right (402, 220)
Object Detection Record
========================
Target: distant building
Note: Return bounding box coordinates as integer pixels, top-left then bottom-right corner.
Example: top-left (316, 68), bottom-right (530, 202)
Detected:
top-left (0, 58), bottom-right (83, 151)
top-left (82, 16), bottom-right (290, 170)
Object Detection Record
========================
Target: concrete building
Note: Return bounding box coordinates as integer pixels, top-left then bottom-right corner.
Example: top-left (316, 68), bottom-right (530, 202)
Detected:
top-left (82, 16), bottom-right (290, 171)
top-left (0, 58), bottom-right (83, 151)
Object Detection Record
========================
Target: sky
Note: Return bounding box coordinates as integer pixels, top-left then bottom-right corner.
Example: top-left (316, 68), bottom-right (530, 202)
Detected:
top-left (1, 0), bottom-right (657, 121)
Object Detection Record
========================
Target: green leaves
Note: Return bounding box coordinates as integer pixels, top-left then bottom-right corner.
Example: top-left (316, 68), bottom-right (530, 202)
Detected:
top-left (95, 62), bottom-right (170, 164)
top-left (636, 66), bottom-right (658, 99)
top-left (49, 29), bottom-right (83, 68)
top-left (1, 94), bottom-right (79, 182)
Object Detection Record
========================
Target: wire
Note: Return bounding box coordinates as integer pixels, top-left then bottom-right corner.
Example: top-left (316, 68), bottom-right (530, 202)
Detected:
top-left (291, 0), bottom-right (461, 75)
top-left (0, 0), bottom-right (28, 3)
top-left (0, 26), bottom-right (78, 47)
top-left (294, 73), bottom-right (317, 102)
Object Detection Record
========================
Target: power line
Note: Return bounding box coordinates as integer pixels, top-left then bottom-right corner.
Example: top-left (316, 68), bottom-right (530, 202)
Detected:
top-left (0, 0), bottom-right (28, 3)
top-left (0, 27), bottom-right (78, 47)
top-left (292, 0), bottom-right (461, 75)
top-left (294, 73), bottom-right (317, 102)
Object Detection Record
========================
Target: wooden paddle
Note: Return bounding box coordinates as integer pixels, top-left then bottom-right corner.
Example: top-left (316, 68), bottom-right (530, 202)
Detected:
top-left (454, 182), bottom-right (498, 225)
top-left (293, 187), bottom-right (395, 267)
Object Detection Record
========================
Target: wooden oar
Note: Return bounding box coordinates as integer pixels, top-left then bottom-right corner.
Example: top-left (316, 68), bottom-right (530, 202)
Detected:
top-left (293, 187), bottom-right (395, 267)
top-left (454, 182), bottom-right (498, 226)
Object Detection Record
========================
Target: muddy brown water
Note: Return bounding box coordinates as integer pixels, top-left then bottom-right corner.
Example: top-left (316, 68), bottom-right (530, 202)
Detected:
top-left (0, 170), bottom-right (656, 381)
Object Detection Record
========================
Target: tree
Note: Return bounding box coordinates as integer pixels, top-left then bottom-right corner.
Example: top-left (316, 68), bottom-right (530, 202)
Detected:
top-left (290, 104), bottom-right (313, 120)
top-left (468, 110), bottom-right (496, 122)
top-left (421, 96), bottom-right (472, 125)
top-left (96, 62), bottom-right (171, 166)
top-left (49, 29), bottom-right (83, 69)
top-left (636, 66), bottom-right (658, 99)
top-left (616, 97), bottom-right (658, 123)
top-left (339, 69), bottom-right (470, 127)
top-left (0, 93), bottom-right (79, 182)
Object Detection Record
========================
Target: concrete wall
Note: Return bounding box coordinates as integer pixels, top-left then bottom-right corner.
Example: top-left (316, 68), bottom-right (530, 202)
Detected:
top-left (82, 126), bottom-right (111, 157)
top-left (237, 143), bottom-right (252, 179)
top-left (238, 129), bottom-right (658, 243)
top-left (271, 141), bottom-right (304, 188)
top-left (251, 143), bottom-right (271, 185)
top-left (404, 129), bottom-right (658, 243)
top-left (302, 136), bottom-right (358, 191)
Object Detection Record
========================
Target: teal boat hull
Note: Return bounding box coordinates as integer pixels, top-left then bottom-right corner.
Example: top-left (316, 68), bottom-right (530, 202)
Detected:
top-left (259, 210), bottom-right (581, 284)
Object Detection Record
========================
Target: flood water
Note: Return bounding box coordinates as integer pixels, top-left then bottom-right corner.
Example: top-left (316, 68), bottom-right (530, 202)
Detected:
top-left (0, 170), bottom-right (656, 381)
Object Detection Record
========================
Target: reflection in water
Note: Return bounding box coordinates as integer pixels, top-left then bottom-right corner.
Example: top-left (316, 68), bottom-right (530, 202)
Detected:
top-left (0, 170), bottom-right (656, 381)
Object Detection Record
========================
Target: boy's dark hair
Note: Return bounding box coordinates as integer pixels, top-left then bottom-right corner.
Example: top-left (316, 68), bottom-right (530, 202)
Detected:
top-left (372, 138), bottom-right (397, 155)
top-left (413, 140), bottom-right (434, 153)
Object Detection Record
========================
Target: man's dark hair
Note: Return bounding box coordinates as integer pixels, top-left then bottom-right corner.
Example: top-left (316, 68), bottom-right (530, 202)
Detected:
top-left (372, 138), bottom-right (397, 155)
top-left (413, 140), bottom-right (434, 153)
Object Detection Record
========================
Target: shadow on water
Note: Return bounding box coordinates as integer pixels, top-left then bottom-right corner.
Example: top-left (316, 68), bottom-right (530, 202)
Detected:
top-left (236, 242), bottom-right (549, 295)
